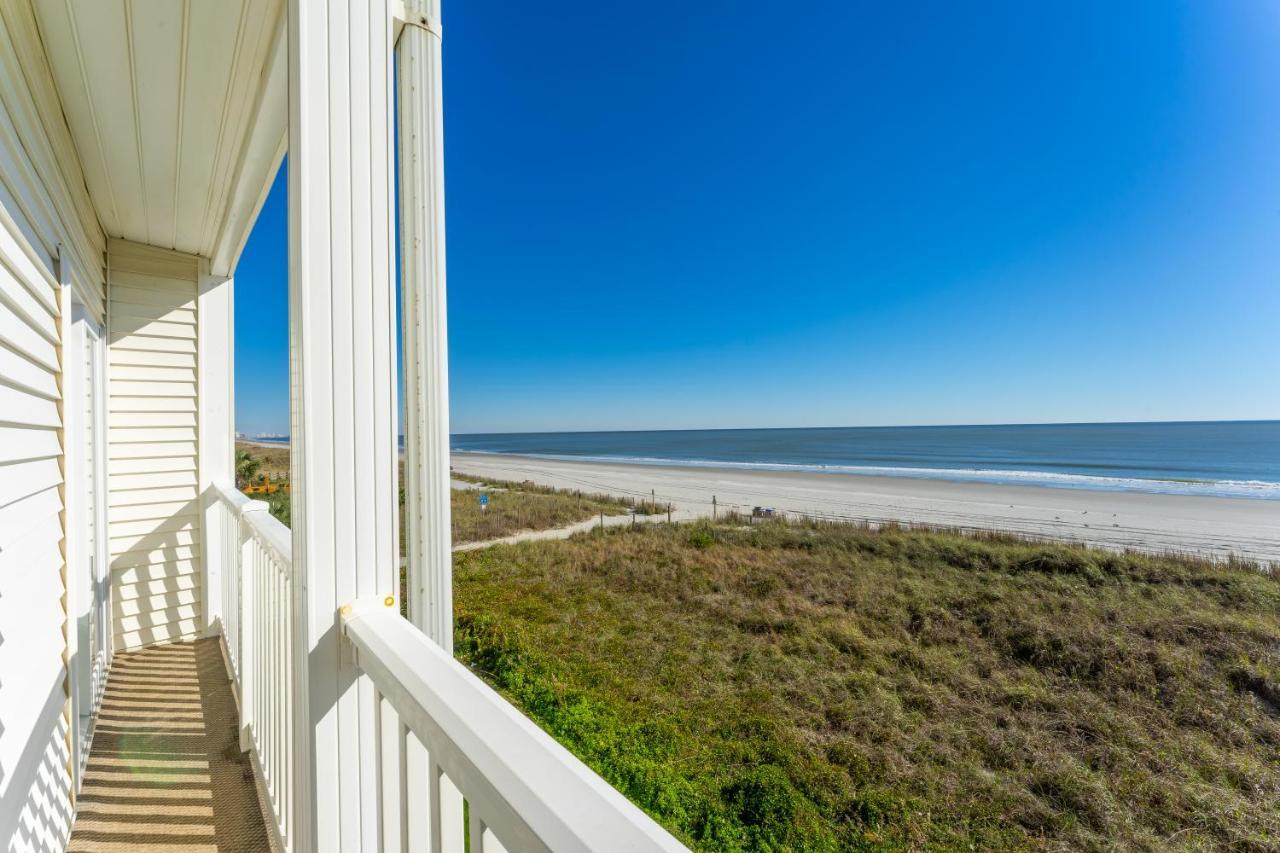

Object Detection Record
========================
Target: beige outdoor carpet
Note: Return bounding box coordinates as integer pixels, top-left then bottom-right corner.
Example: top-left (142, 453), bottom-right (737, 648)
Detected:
top-left (68, 638), bottom-right (274, 852)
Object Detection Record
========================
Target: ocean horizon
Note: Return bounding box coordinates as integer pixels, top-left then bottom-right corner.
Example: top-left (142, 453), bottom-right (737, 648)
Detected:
top-left (445, 420), bottom-right (1280, 500)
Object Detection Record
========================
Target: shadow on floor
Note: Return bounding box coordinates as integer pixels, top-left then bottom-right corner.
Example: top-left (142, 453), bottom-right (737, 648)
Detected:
top-left (68, 638), bottom-right (273, 852)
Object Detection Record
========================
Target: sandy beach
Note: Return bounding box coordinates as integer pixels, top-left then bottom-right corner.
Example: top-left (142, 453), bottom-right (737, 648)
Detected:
top-left (451, 452), bottom-right (1280, 566)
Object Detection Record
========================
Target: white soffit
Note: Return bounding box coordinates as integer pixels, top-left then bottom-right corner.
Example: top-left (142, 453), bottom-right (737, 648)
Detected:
top-left (31, 0), bottom-right (286, 273)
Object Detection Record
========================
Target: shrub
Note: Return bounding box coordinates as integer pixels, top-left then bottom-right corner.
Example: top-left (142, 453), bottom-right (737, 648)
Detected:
top-left (454, 519), bottom-right (1280, 850)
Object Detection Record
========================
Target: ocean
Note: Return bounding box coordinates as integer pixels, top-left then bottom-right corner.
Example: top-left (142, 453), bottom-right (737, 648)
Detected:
top-left (451, 421), bottom-right (1280, 500)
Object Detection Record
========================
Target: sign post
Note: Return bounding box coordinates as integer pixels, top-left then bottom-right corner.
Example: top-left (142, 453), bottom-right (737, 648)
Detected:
top-left (479, 494), bottom-right (489, 512)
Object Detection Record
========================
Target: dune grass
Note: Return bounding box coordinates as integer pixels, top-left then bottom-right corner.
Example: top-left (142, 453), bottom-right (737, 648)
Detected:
top-left (449, 477), bottom-right (636, 544)
top-left (235, 440), bottom-right (290, 479)
top-left (229, 448), bottom-right (643, 543)
top-left (453, 518), bottom-right (1280, 851)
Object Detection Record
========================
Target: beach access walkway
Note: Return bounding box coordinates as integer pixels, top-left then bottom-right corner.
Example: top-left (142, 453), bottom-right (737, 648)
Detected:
top-left (452, 506), bottom-right (699, 553)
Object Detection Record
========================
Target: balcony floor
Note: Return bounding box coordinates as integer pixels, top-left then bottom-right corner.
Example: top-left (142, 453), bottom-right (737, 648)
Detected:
top-left (68, 639), bottom-right (274, 852)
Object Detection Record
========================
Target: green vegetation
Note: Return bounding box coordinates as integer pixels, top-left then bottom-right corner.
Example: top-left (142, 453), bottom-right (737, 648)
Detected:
top-left (262, 490), bottom-right (290, 527)
top-left (449, 477), bottom-right (636, 544)
top-left (235, 447), bottom-right (260, 487)
top-left (453, 518), bottom-right (1280, 851)
top-left (229, 448), bottom-right (646, 541)
top-left (235, 440), bottom-right (290, 481)
top-left (234, 442), bottom-right (291, 525)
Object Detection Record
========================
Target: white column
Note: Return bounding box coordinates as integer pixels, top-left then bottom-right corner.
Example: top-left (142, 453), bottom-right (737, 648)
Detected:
top-left (197, 260), bottom-right (234, 636)
top-left (398, 0), bottom-right (453, 650)
top-left (288, 0), bottom-right (399, 849)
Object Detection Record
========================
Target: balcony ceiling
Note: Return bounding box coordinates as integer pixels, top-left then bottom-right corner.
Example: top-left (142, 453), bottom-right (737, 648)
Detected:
top-left (32, 0), bottom-right (286, 270)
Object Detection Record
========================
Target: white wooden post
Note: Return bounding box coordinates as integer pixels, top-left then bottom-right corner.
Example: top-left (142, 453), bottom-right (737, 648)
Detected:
top-left (398, 0), bottom-right (453, 650)
top-left (396, 6), bottom-right (466, 843)
top-left (197, 260), bottom-right (234, 636)
top-left (288, 0), bottom-right (399, 849)
top-left (238, 501), bottom-right (258, 753)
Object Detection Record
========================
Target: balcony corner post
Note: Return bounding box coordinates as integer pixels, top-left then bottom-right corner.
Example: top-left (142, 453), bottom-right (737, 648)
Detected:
top-left (396, 0), bottom-right (452, 652)
top-left (197, 258), bottom-right (234, 638)
top-left (288, 0), bottom-right (400, 848)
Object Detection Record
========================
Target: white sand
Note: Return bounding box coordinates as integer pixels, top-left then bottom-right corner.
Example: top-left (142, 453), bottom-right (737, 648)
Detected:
top-left (451, 452), bottom-right (1280, 566)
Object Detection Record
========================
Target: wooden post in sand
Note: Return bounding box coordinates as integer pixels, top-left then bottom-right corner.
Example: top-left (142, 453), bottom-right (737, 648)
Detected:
top-left (667, 504), bottom-right (672, 524)
top-left (713, 495), bottom-right (717, 519)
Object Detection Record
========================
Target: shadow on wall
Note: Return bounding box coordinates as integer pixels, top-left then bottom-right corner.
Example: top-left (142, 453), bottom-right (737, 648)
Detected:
top-left (106, 240), bottom-right (202, 652)
top-left (0, 671), bottom-right (74, 852)
top-left (109, 503), bottom-right (202, 650)
top-left (0, 498), bottom-right (75, 851)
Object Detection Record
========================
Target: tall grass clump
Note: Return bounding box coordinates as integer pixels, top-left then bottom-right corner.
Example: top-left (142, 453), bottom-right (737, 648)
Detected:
top-left (449, 478), bottom-right (635, 544)
top-left (455, 520), bottom-right (1280, 851)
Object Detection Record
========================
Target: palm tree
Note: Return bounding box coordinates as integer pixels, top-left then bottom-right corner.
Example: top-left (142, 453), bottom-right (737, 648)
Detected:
top-left (235, 449), bottom-right (261, 489)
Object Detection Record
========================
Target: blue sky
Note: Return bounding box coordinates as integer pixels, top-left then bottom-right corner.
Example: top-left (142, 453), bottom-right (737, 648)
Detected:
top-left (233, 1), bottom-right (1280, 436)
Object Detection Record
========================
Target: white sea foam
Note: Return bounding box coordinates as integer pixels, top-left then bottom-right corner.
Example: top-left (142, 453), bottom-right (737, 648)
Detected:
top-left (452, 451), bottom-right (1280, 500)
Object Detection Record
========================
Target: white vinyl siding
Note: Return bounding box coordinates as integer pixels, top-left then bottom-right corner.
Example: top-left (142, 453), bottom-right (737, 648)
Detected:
top-left (0, 1), bottom-right (106, 321)
top-left (0, 4), bottom-right (107, 846)
top-left (107, 239), bottom-right (202, 651)
top-left (0, 210), bottom-right (72, 853)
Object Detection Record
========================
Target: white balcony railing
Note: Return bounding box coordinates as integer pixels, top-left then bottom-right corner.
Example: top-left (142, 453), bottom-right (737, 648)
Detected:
top-left (209, 480), bottom-right (685, 852)
top-left (343, 604), bottom-right (687, 853)
top-left (212, 481), bottom-right (296, 848)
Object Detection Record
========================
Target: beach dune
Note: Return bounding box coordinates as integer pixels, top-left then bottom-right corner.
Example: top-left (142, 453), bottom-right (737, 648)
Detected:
top-left (451, 452), bottom-right (1280, 566)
